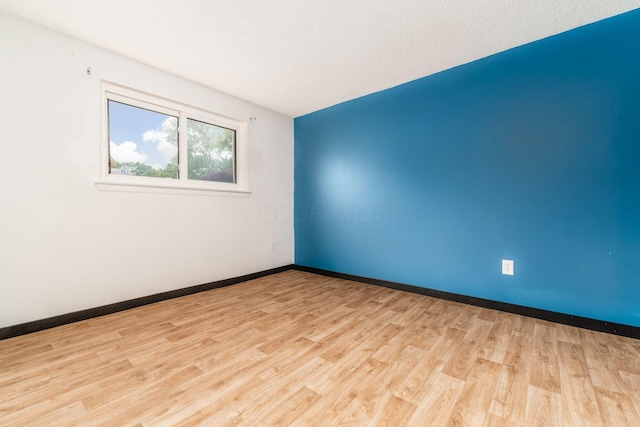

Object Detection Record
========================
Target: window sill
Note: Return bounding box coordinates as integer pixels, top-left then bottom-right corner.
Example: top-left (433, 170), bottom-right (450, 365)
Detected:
top-left (95, 179), bottom-right (252, 197)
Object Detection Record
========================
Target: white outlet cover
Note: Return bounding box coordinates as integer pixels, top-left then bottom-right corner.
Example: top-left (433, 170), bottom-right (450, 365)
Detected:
top-left (502, 260), bottom-right (514, 276)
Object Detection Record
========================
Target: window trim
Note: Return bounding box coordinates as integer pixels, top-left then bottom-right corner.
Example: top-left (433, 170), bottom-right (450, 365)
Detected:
top-left (97, 82), bottom-right (250, 194)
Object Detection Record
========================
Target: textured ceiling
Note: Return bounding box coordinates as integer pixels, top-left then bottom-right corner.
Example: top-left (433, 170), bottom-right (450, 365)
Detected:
top-left (2, 1), bottom-right (640, 117)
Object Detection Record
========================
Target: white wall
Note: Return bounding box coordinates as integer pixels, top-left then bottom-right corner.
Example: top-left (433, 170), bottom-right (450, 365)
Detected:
top-left (0, 13), bottom-right (294, 328)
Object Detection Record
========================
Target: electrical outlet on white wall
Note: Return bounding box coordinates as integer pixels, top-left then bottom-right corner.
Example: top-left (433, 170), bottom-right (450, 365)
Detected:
top-left (502, 260), bottom-right (514, 276)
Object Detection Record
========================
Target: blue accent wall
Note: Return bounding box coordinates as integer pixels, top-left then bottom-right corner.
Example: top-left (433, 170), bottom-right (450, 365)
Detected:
top-left (294, 9), bottom-right (640, 327)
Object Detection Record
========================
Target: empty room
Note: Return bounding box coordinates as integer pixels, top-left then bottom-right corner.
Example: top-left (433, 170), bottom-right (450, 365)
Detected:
top-left (2, 1), bottom-right (640, 425)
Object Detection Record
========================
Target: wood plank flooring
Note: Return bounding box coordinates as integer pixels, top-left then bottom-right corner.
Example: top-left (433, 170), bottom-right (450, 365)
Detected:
top-left (1, 270), bottom-right (639, 426)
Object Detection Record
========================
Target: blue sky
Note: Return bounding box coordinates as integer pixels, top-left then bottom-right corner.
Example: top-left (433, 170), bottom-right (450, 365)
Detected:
top-left (108, 100), bottom-right (177, 168)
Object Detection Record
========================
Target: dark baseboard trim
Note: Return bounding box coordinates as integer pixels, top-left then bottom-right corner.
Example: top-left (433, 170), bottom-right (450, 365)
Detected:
top-left (0, 264), bottom-right (295, 341)
top-left (4, 263), bottom-right (638, 341)
top-left (293, 265), bottom-right (640, 340)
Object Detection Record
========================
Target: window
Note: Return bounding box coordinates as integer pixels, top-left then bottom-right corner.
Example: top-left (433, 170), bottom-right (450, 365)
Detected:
top-left (186, 118), bottom-right (236, 183)
top-left (99, 82), bottom-right (249, 194)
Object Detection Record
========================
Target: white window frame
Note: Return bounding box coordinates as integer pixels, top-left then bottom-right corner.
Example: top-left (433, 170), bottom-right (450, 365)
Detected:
top-left (97, 82), bottom-right (250, 194)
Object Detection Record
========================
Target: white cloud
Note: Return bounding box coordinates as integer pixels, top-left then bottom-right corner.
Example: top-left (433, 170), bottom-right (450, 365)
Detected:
top-left (156, 139), bottom-right (175, 158)
top-left (110, 140), bottom-right (147, 163)
top-left (142, 129), bottom-right (165, 143)
top-left (142, 124), bottom-right (176, 162)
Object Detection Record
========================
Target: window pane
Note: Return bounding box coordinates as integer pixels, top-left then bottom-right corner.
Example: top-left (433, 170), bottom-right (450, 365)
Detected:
top-left (108, 100), bottom-right (178, 179)
top-left (187, 118), bottom-right (236, 183)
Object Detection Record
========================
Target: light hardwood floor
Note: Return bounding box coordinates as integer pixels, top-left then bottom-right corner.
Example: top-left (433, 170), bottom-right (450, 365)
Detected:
top-left (1, 270), bottom-right (640, 426)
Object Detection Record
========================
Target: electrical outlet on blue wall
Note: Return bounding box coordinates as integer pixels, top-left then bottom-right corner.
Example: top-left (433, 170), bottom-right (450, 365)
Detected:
top-left (502, 260), bottom-right (514, 276)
